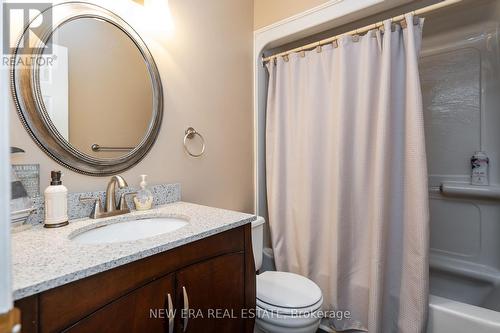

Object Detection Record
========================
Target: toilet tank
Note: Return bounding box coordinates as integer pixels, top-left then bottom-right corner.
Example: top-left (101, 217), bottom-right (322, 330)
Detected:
top-left (251, 216), bottom-right (265, 271)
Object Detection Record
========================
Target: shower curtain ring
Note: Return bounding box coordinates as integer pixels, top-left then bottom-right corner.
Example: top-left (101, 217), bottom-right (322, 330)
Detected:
top-left (316, 41), bottom-right (322, 53)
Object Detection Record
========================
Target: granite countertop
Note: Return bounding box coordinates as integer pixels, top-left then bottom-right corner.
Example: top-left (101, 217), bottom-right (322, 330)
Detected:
top-left (11, 201), bottom-right (256, 300)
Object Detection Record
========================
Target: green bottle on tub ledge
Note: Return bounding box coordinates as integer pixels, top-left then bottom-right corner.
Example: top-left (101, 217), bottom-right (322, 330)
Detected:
top-left (134, 174), bottom-right (154, 210)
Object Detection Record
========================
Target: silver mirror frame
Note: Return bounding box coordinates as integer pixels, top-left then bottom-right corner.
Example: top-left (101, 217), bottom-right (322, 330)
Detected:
top-left (11, 2), bottom-right (163, 176)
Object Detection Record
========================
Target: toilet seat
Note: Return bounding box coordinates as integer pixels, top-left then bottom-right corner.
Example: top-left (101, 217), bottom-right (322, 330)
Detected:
top-left (256, 271), bottom-right (323, 315)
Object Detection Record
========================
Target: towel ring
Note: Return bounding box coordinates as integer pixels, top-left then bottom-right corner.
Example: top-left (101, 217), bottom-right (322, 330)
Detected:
top-left (183, 127), bottom-right (205, 157)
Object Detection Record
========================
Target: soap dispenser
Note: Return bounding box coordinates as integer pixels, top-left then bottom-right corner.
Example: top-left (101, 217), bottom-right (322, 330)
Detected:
top-left (44, 171), bottom-right (69, 228)
top-left (133, 175), bottom-right (154, 211)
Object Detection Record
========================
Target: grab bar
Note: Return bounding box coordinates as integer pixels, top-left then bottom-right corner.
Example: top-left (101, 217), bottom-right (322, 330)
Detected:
top-left (431, 182), bottom-right (500, 201)
top-left (91, 144), bottom-right (134, 152)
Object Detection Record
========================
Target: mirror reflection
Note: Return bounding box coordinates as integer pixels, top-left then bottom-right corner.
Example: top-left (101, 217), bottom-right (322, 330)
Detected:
top-left (40, 18), bottom-right (153, 159)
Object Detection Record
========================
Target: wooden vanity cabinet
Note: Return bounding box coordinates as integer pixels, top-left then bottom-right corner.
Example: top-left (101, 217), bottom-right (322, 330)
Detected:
top-left (14, 224), bottom-right (256, 333)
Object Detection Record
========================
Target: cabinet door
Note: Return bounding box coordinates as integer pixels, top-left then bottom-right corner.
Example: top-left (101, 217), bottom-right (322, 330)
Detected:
top-left (64, 274), bottom-right (175, 333)
top-left (176, 253), bottom-right (245, 333)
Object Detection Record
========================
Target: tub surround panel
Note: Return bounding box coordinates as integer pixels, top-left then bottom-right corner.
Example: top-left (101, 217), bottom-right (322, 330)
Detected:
top-left (11, 201), bottom-right (256, 300)
top-left (22, 183), bottom-right (181, 225)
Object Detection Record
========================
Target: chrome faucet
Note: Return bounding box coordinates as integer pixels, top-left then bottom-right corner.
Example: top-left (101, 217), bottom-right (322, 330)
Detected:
top-left (80, 175), bottom-right (136, 219)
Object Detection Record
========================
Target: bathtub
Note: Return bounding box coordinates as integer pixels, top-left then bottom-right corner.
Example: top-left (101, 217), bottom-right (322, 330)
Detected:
top-left (427, 255), bottom-right (500, 333)
top-left (428, 295), bottom-right (500, 333)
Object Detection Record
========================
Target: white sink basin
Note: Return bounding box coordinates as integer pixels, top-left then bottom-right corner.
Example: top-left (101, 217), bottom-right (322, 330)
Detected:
top-left (71, 217), bottom-right (188, 244)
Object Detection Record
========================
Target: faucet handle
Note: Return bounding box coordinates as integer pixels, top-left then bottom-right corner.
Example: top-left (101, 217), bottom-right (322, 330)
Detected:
top-left (79, 196), bottom-right (103, 219)
top-left (118, 192), bottom-right (137, 211)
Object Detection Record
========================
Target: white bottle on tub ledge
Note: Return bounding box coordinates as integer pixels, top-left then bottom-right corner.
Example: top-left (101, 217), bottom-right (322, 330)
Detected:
top-left (44, 171), bottom-right (69, 228)
top-left (471, 151), bottom-right (489, 186)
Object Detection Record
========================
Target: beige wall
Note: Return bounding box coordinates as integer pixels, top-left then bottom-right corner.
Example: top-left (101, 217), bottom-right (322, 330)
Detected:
top-left (254, 0), bottom-right (330, 29)
top-left (10, 0), bottom-right (255, 213)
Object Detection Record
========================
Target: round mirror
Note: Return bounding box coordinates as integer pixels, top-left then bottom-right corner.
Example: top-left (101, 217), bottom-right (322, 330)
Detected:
top-left (12, 2), bottom-right (163, 175)
top-left (39, 18), bottom-right (154, 159)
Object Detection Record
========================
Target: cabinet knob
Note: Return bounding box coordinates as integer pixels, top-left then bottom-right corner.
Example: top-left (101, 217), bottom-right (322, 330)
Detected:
top-left (182, 286), bottom-right (189, 332)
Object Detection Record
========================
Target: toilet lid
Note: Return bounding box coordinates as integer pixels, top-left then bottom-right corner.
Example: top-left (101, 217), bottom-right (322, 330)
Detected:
top-left (256, 271), bottom-right (323, 309)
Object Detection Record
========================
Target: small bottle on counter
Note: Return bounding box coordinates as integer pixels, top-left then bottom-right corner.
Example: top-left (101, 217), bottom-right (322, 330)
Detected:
top-left (134, 174), bottom-right (154, 211)
top-left (471, 151), bottom-right (489, 186)
top-left (44, 171), bottom-right (69, 228)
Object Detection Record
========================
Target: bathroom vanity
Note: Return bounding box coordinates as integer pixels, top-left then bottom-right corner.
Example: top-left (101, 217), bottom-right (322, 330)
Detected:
top-left (11, 202), bottom-right (256, 333)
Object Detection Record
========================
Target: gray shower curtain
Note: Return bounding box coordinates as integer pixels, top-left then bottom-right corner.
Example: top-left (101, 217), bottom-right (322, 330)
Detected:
top-left (265, 14), bottom-right (429, 332)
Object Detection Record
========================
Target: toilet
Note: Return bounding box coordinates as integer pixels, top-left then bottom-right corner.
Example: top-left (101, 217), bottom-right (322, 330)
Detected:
top-left (252, 217), bottom-right (323, 333)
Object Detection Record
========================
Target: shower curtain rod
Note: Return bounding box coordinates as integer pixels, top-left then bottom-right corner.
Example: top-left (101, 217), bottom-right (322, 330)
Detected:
top-left (262, 0), bottom-right (463, 63)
